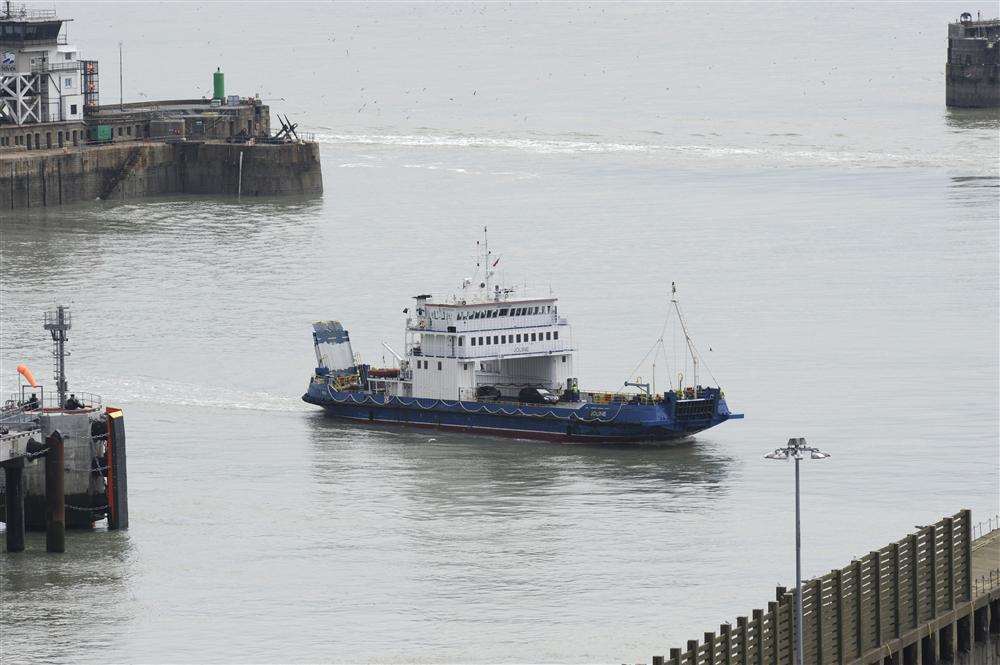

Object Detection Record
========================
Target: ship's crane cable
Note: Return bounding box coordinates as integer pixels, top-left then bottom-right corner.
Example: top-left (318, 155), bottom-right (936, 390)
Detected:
top-left (673, 300), bottom-right (720, 387)
top-left (623, 307), bottom-right (673, 389)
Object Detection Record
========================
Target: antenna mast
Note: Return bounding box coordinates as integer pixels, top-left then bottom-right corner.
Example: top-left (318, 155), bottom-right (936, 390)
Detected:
top-left (671, 283), bottom-right (698, 393)
top-left (43, 305), bottom-right (72, 407)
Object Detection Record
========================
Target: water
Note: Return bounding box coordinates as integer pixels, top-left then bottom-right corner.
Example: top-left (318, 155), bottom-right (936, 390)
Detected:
top-left (1, 2), bottom-right (998, 662)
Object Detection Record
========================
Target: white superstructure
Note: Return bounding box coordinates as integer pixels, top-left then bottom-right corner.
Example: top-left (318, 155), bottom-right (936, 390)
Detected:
top-left (403, 292), bottom-right (575, 401)
top-left (362, 232), bottom-right (577, 402)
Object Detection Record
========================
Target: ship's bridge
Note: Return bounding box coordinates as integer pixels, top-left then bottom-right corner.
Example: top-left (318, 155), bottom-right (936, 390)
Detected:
top-left (403, 293), bottom-right (577, 401)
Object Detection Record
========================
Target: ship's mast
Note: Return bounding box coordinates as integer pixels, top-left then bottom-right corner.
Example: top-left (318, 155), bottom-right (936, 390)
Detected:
top-left (671, 283), bottom-right (698, 392)
top-left (43, 305), bottom-right (72, 407)
top-left (483, 226), bottom-right (491, 296)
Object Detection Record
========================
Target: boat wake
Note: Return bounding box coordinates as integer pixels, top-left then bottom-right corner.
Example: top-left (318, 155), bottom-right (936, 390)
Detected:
top-left (311, 130), bottom-right (976, 171)
top-left (77, 375), bottom-right (312, 413)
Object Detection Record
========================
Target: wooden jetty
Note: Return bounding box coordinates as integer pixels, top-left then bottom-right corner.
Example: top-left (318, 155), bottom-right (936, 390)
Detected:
top-left (647, 510), bottom-right (1000, 665)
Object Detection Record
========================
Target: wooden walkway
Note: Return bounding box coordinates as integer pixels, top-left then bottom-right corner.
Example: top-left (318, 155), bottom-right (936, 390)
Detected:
top-left (649, 510), bottom-right (1000, 665)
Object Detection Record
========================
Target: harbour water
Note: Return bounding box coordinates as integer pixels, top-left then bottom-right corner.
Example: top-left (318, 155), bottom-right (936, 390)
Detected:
top-left (1, 2), bottom-right (997, 662)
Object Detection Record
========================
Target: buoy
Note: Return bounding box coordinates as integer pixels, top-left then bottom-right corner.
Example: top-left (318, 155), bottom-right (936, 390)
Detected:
top-left (16, 364), bottom-right (38, 388)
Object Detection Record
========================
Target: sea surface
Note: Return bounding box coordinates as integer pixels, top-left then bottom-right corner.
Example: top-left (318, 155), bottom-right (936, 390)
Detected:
top-left (1, 2), bottom-right (998, 663)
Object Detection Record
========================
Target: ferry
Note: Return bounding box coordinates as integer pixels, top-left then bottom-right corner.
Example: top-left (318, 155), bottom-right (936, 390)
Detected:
top-left (302, 234), bottom-right (742, 443)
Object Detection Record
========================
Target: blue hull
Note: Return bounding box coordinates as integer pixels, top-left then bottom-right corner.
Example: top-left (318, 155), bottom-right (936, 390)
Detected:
top-left (303, 384), bottom-right (740, 443)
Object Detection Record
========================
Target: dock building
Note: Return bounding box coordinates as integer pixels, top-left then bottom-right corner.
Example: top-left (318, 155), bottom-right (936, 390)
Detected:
top-left (946, 13), bottom-right (1000, 107)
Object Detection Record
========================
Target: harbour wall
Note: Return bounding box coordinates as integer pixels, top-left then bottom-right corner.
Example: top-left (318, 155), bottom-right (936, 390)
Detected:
top-left (0, 140), bottom-right (322, 209)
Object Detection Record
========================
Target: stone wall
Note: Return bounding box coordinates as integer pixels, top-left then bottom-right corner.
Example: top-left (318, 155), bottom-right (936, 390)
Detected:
top-left (0, 139), bottom-right (322, 209)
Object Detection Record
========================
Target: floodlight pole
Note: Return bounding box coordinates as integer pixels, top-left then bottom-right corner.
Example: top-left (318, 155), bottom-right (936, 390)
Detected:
top-left (794, 450), bottom-right (802, 665)
top-left (765, 437), bottom-right (830, 665)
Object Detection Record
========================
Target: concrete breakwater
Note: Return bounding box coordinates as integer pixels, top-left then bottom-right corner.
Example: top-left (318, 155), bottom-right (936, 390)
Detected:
top-left (1, 140), bottom-right (322, 209)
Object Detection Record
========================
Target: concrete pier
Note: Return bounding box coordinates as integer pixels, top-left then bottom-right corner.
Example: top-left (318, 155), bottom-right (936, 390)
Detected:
top-left (0, 139), bottom-right (323, 209)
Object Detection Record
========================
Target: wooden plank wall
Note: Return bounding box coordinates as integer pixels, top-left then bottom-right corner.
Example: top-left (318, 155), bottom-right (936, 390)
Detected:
top-left (661, 510), bottom-right (973, 665)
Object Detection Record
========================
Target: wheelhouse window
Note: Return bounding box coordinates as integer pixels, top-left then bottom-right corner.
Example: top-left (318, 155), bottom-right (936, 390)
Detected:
top-left (471, 337), bottom-right (476, 346)
top-left (554, 331), bottom-right (559, 340)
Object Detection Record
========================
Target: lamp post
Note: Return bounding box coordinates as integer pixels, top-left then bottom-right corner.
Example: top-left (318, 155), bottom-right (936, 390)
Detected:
top-left (765, 437), bottom-right (830, 665)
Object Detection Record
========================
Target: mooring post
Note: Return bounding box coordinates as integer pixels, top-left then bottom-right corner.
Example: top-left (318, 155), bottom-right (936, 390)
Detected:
top-left (670, 647), bottom-right (682, 665)
top-left (3, 457), bottom-right (26, 552)
top-left (44, 430), bottom-right (65, 553)
top-left (653, 655), bottom-right (665, 665)
top-left (106, 409), bottom-right (129, 530)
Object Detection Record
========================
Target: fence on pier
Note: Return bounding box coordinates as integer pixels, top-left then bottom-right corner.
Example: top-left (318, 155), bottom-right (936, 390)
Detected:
top-left (652, 509), bottom-right (994, 665)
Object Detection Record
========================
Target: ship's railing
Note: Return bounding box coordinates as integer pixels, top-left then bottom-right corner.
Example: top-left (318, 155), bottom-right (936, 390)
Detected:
top-left (581, 390), bottom-right (663, 405)
top-left (2, 390), bottom-right (102, 415)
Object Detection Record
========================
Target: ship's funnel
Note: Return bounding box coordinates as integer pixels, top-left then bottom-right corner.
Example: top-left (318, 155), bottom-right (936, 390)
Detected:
top-left (16, 363), bottom-right (38, 387)
top-left (312, 321), bottom-right (356, 376)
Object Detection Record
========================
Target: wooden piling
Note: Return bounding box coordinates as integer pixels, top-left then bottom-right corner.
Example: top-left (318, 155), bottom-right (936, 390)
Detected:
top-left (834, 568), bottom-right (845, 665)
top-left (720, 623), bottom-right (732, 665)
top-left (3, 457), bottom-right (26, 552)
top-left (961, 509), bottom-right (973, 601)
top-left (944, 516), bottom-right (955, 610)
top-left (814, 577), bottom-right (824, 665)
top-left (752, 608), bottom-right (764, 665)
top-left (768, 601), bottom-right (779, 665)
top-left (736, 616), bottom-right (749, 665)
top-left (669, 647), bottom-right (682, 665)
top-left (106, 409), bottom-right (129, 530)
top-left (892, 542), bottom-right (902, 639)
top-left (853, 559), bottom-right (864, 658)
top-left (44, 430), bottom-right (65, 553)
top-left (687, 639), bottom-right (699, 665)
top-left (928, 525), bottom-right (938, 619)
top-left (873, 550), bottom-right (883, 646)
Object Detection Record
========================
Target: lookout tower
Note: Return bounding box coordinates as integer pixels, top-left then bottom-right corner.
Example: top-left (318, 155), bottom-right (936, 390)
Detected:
top-left (0, 2), bottom-right (87, 127)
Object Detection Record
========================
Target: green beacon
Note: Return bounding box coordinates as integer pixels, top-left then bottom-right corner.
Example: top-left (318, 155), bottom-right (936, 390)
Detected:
top-left (213, 68), bottom-right (225, 100)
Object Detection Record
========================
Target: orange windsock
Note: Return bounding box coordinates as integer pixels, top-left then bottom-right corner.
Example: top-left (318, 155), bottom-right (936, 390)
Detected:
top-left (16, 364), bottom-right (38, 388)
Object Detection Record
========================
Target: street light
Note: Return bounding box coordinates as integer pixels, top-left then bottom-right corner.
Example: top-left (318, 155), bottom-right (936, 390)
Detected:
top-left (765, 437), bottom-right (830, 665)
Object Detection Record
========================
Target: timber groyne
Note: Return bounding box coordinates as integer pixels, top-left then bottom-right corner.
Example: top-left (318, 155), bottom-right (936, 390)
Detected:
top-left (645, 510), bottom-right (1000, 665)
top-left (0, 140), bottom-right (323, 210)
